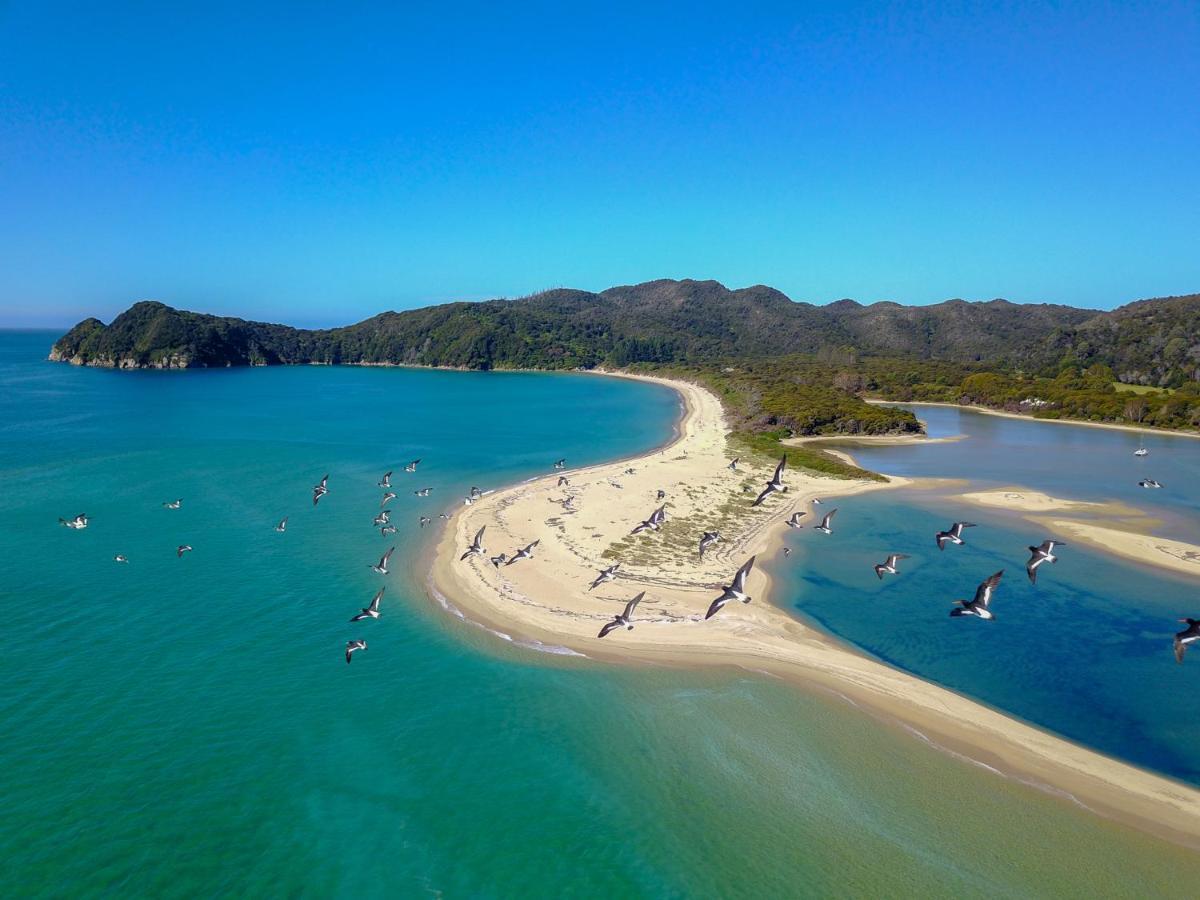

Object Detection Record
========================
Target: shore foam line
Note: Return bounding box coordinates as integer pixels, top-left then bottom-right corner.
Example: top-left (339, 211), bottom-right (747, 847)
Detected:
top-left (426, 371), bottom-right (1200, 850)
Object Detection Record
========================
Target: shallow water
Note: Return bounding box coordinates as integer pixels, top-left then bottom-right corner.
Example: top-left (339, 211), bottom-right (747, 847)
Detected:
top-left (3, 333), bottom-right (1199, 896)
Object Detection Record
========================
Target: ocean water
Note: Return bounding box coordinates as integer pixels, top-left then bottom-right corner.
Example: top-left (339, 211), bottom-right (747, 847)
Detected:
top-left (776, 404), bottom-right (1200, 783)
top-left (3, 331), bottom-right (1200, 897)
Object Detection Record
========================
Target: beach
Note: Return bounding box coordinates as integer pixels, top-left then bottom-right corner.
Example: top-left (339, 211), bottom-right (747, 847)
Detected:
top-left (430, 373), bottom-right (1200, 850)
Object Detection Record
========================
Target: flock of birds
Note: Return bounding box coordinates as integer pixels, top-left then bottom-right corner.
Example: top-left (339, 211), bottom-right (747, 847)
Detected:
top-left (458, 445), bottom-right (1198, 662)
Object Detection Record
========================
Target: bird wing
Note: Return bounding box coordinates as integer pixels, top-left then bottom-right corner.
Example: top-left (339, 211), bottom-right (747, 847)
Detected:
top-left (472, 526), bottom-right (486, 548)
top-left (598, 620), bottom-right (620, 638)
top-left (773, 455), bottom-right (787, 481)
top-left (874, 565), bottom-right (885, 579)
top-left (705, 594), bottom-right (730, 620)
top-left (974, 571), bottom-right (1003, 606)
top-left (733, 556), bottom-right (756, 592)
top-left (752, 486), bottom-right (773, 507)
top-left (369, 588), bottom-right (384, 612)
top-left (381, 546), bottom-right (395, 566)
top-left (935, 532), bottom-right (948, 550)
top-left (820, 509), bottom-right (838, 529)
top-left (623, 592), bottom-right (645, 618)
top-left (1176, 636), bottom-right (1187, 664)
top-left (952, 522), bottom-right (976, 536)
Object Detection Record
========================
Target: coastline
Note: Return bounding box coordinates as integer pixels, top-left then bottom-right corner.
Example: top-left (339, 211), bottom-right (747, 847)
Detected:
top-left (427, 372), bottom-right (1200, 850)
top-left (867, 398), bottom-right (1200, 440)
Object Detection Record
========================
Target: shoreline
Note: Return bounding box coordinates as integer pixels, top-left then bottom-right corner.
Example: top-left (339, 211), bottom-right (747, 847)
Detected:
top-left (426, 373), bottom-right (1200, 850)
top-left (867, 398), bottom-right (1200, 440)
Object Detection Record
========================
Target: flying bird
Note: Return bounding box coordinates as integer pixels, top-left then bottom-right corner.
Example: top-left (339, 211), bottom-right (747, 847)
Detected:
top-left (1139, 479), bottom-right (1163, 489)
top-left (554, 458), bottom-right (566, 470)
top-left (113, 554), bottom-right (128, 563)
top-left (381, 492), bottom-right (397, 507)
top-left (1174, 619), bottom-right (1200, 664)
top-left (404, 459), bottom-right (421, 473)
top-left (413, 487), bottom-right (432, 497)
top-left (698, 530), bottom-right (721, 559)
top-left (706, 557), bottom-right (756, 620)
top-left (419, 516), bottom-right (432, 528)
top-left (728, 458), bottom-right (739, 471)
top-left (752, 456), bottom-right (787, 507)
top-left (782, 547), bottom-right (791, 558)
top-left (372, 510), bottom-right (391, 527)
top-left (59, 513), bottom-right (89, 529)
top-left (177, 544), bottom-right (193, 558)
top-left (631, 505), bottom-right (666, 535)
top-left (162, 499), bottom-right (182, 510)
top-left (274, 517), bottom-right (288, 533)
top-left (950, 571), bottom-right (1004, 619)
top-left (935, 521), bottom-right (976, 550)
top-left (350, 588), bottom-right (385, 622)
top-left (599, 592), bottom-right (645, 638)
top-left (489, 552), bottom-right (508, 568)
top-left (313, 474), bottom-right (329, 506)
top-left (557, 476), bottom-right (570, 487)
top-left (814, 508), bottom-right (838, 534)
top-left (785, 512), bottom-right (806, 529)
top-left (873, 553), bottom-right (910, 579)
top-left (345, 639), bottom-right (367, 664)
top-left (589, 563), bottom-right (620, 591)
top-left (460, 527), bottom-right (487, 561)
top-left (378, 471), bottom-right (392, 488)
top-left (656, 489), bottom-right (666, 501)
top-left (369, 546), bottom-right (395, 574)
top-left (1025, 540), bottom-right (1065, 584)
top-left (505, 540), bottom-right (540, 565)
top-left (380, 524), bottom-right (397, 536)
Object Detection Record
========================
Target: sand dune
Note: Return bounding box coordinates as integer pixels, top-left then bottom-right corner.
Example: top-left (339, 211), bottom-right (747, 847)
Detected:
top-left (428, 374), bottom-right (1200, 849)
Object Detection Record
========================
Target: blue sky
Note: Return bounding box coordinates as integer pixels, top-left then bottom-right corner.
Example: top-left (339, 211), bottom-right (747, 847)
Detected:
top-left (1, 1), bottom-right (1197, 327)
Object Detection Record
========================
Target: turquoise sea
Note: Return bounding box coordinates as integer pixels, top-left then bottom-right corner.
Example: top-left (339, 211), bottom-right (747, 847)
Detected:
top-left (3, 331), bottom-right (1199, 898)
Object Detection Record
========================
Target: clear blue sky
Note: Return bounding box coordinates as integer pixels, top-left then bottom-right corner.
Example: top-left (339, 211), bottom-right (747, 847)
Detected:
top-left (1, 1), bottom-right (1197, 327)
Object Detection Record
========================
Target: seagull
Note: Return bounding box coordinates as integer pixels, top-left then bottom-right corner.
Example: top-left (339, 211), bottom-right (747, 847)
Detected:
top-left (177, 544), bottom-right (193, 558)
top-left (345, 639), bottom-right (367, 664)
top-left (557, 476), bottom-right (570, 487)
top-left (706, 557), bottom-right (756, 620)
top-left (414, 487), bottom-right (432, 497)
top-left (752, 456), bottom-right (787, 507)
top-left (935, 521), bottom-right (976, 550)
top-left (554, 458), bottom-right (566, 470)
top-left (460, 527), bottom-right (486, 561)
top-left (378, 471), bottom-right (392, 488)
top-left (505, 540), bottom-right (540, 565)
top-left (728, 458), bottom-right (739, 471)
top-left (812, 498), bottom-right (823, 505)
top-left (274, 517), bottom-right (288, 533)
top-left (814, 508), bottom-right (838, 534)
top-left (489, 552), bottom-right (508, 568)
top-left (313, 474), bottom-right (329, 506)
top-left (631, 505), bottom-right (666, 535)
top-left (785, 512), bottom-right (806, 529)
top-left (1025, 540), bottom-right (1065, 584)
top-left (950, 571), bottom-right (1004, 619)
top-left (350, 587), bottom-right (385, 622)
top-left (372, 510), bottom-right (391, 527)
top-left (419, 516), bottom-right (432, 528)
top-left (698, 530), bottom-right (721, 559)
top-left (59, 513), bottom-right (89, 529)
top-left (405, 459), bottom-right (421, 473)
top-left (873, 553), bottom-right (910, 579)
top-left (656, 489), bottom-right (666, 501)
top-left (463, 496), bottom-right (476, 506)
top-left (369, 546), bottom-right (395, 574)
top-left (381, 492), bottom-right (397, 507)
top-left (782, 547), bottom-right (791, 558)
top-left (599, 592), bottom-right (645, 638)
top-left (469, 486), bottom-right (484, 499)
top-left (589, 563), bottom-right (620, 591)
top-left (1174, 619), bottom-right (1200, 663)
top-left (113, 554), bottom-right (128, 563)
top-left (380, 524), bottom-right (397, 536)
top-left (162, 499), bottom-right (182, 510)
top-left (1139, 479), bottom-right (1163, 489)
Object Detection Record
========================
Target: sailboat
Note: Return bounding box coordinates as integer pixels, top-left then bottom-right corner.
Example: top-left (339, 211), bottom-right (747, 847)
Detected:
top-left (1134, 434), bottom-right (1149, 457)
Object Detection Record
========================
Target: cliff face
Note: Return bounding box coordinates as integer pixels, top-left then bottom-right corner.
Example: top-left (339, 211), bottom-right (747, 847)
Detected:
top-left (49, 280), bottom-right (1200, 382)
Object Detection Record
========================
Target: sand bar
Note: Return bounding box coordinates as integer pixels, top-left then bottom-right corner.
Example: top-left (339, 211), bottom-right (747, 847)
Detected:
top-left (428, 374), bottom-right (1200, 849)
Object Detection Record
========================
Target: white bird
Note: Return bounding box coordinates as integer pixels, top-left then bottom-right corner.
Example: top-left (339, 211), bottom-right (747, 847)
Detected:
top-left (814, 508), bottom-right (838, 534)
top-left (950, 571), bottom-right (1004, 619)
top-left (162, 498), bottom-right (182, 510)
top-left (113, 554), bottom-right (128, 563)
top-left (752, 456), bottom-right (787, 507)
top-left (419, 516), bottom-right (432, 528)
top-left (274, 517), bottom-right (288, 533)
top-left (380, 524), bottom-right (397, 536)
top-left (372, 510), bottom-right (391, 527)
top-left (706, 557), bottom-right (756, 620)
top-left (369, 546), bottom-right (395, 574)
top-left (698, 530), bottom-right (721, 559)
top-left (414, 487), bottom-right (432, 497)
top-left (1025, 540), bottom-right (1065, 584)
top-left (469, 486), bottom-right (484, 499)
top-left (589, 563), bottom-right (620, 591)
top-left (378, 471), bottom-right (392, 488)
top-left (505, 540), bottom-right (540, 565)
top-left (785, 512), bottom-right (806, 529)
top-left (812, 497), bottom-right (823, 505)
top-left (631, 504), bottom-right (666, 535)
top-left (554, 458), bottom-right (566, 470)
top-left (873, 553), bottom-right (910, 579)
top-left (1174, 619), bottom-right (1200, 663)
top-left (1139, 479), bottom-right (1163, 489)
top-left (381, 492), bottom-right (397, 507)
top-left (59, 513), bottom-right (89, 529)
top-left (935, 521), bottom-right (975, 550)
top-left (345, 639), bottom-right (367, 664)
top-left (313, 474), bottom-right (329, 506)
top-left (782, 547), bottom-right (791, 557)
top-left (460, 527), bottom-right (486, 561)
top-left (405, 459), bottom-right (421, 473)
top-left (599, 592), bottom-right (645, 638)
top-left (350, 588), bottom-right (384, 622)
top-left (463, 496), bottom-right (476, 506)
top-left (177, 544), bottom-right (193, 558)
